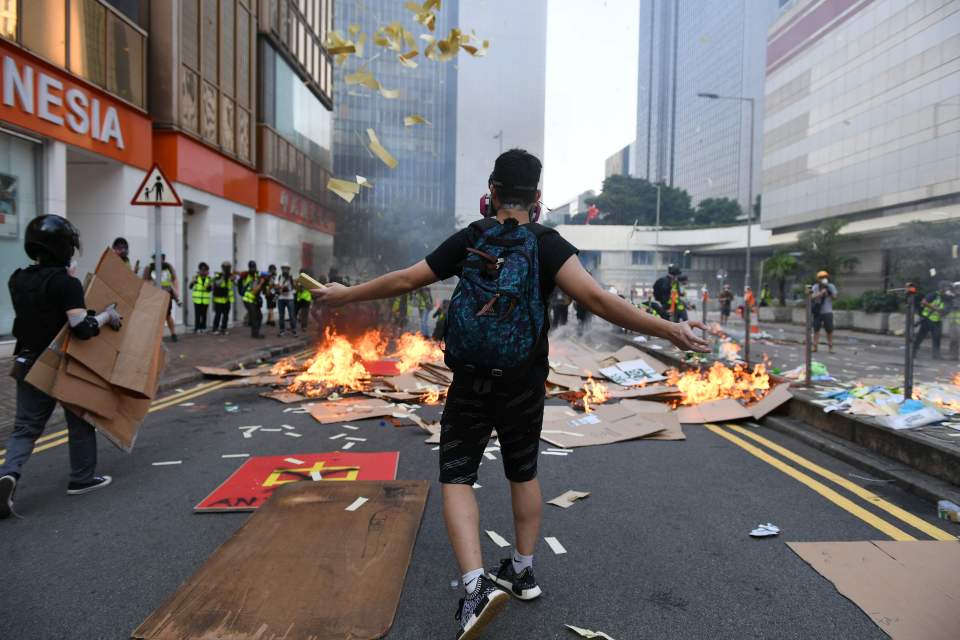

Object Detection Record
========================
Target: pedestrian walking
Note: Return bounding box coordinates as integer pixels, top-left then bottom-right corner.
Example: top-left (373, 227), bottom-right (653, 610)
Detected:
top-left (189, 262), bottom-right (212, 333)
top-left (276, 264), bottom-right (297, 336)
top-left (240, 261), bottom-right (265, 339)
top-left (211, 262), bottom-right (235, 335)
top-left (1, 215), bottom-right (122, 519)
top-left (913, 281), bottom-right (952, 360)
top-left (143, 253), bottom-right (180, 342)
top-left (811, 270), bottom-right (838, 353)
top-left (308, 149), bottom-right (710, 639)
top-left (718, 283), bottom-right (734, 326)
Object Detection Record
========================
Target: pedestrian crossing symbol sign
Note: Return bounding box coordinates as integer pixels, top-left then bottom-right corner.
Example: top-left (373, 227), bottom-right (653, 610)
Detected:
top-left (131, 164), bottom-right (182, 206)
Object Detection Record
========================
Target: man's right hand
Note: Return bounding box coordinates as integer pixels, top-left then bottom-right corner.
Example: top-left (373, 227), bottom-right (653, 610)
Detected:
top-left (665, 320), bottom-right (711, 352)
top-left (101, 303), bottom-right (123, 330)
top-left (311, 282), bottom-right (351, 308)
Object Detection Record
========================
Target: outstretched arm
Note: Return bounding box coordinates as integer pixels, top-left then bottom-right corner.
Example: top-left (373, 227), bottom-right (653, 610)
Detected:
top-left (555, 255), bottom-right (710, 352)
top-left (311, 260), bottom-right (438, 307)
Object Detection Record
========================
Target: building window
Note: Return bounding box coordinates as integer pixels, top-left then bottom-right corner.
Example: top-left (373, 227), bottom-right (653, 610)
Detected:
top-left (106, 10), bottom-right (143, 106)
top-left (69, 0), bottom-right (107, 87)
top-left (22, 0), bottom-right (67, 66)
top-left (632, 251), bottom-right (653, 265)
top-left (0, 0), bottom-right (16, 40)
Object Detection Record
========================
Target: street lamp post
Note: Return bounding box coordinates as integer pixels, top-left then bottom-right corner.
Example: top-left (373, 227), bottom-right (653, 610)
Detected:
top-left (698, 92), bottom-right (755, 364)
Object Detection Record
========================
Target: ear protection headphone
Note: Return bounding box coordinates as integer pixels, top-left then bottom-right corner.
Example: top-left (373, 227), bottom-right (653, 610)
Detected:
top-left (480, 183), bottom-right (543, 223)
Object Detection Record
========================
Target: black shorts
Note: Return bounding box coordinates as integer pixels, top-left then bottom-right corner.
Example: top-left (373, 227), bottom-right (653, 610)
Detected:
top-left (813, 312), bottom-right (834, 332)
top-left (439, 372), bottom-right (546, 485)
top-left (266, 295), bottom-right (277, 309)
top-left (720, 303), bottom-right (731, 317)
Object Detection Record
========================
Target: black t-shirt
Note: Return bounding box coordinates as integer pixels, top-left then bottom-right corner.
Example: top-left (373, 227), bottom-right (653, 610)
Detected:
top-left (8, 266), bottom-right (86, 355)
top-left (425, 220), bottom-right (579, 378)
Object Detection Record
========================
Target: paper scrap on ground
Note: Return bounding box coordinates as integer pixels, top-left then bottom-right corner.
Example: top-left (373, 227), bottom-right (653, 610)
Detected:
top-left (565, 625), bottom-right (617, 640)
top-left (545, 536), bottom-right (567, 555)
top-left (345, 497), bottom-right (368, 511)
top-left (284, 457), bottom-right (305, 465)
top-left (342, 441), bottom-right (356, 450)
top-left (486, 530), bottom-right (510, 548)
top-left (152, 460), bottom-right (182, 466)
top-left (749, 523), bottom-right (781, 538)
top-left (599, 358), bottom-right (666, 386)
top-left (548, 490), bottom-right (591, 509)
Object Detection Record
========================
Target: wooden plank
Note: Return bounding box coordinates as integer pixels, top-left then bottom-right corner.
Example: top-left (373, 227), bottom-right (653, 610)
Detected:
top-left (134, 480), bottom-right (429, 640)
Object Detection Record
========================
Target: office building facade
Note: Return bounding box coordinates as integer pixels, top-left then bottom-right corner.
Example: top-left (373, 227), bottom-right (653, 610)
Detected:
top-left (333, 0), bottom-right (458, 274)
top-left (634, 0), bottom-right (779, 209)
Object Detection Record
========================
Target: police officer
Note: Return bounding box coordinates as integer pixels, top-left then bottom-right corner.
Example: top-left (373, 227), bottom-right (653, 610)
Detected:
top-left (211, 261), bottom-right (235, 335)
top-left (1, 215), bottom-right (122, 519)
top-left (189, 262), bottom-right (213, 334)
top-left (143, 253), bottom-right (180, 342)
top-left (240, 260), bottom-right (265, 339)
top-left (914, 281), bottom-right (951, 360)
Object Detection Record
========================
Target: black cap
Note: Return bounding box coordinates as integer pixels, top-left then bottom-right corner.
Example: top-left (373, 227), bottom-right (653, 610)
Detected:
top-left (25, 215), bottom-right (80, 266)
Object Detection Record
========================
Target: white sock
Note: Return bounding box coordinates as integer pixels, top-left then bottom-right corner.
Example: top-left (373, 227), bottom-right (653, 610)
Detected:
top-left (512, 551), bottom-right (534, 573)
top-left (463, 568), bottom-right (484, 594)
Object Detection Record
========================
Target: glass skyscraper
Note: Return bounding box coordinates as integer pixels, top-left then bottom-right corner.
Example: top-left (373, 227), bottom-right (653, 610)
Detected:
top-left (635, 0), bottom-right (779, 211)
top-left (333, 0), bottom-right (458, 274)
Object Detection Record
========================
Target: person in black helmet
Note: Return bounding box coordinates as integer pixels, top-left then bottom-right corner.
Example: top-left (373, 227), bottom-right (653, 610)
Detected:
top-left (653, 263), bottom-right (681, 314)
top-left (0, 215), bottom-right (122, 519)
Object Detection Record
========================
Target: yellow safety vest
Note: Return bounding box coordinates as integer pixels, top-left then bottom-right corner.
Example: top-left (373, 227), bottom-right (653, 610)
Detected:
top-left (296, 289), bottom-right (312, 303)
top-left (212, 274), bottom-right (234, 305)
top-left (191, 275), bottom-right (212, 305)
top-left (241, 274), bottom-right (259, 304)
top-left (671, 282), bottom-right (685, 312)
top-left (921, 295), bottom-right (945, 323)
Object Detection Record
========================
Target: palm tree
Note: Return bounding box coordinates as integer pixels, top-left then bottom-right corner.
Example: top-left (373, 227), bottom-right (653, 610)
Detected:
top-left (763, 252), bottom-right (798, 305)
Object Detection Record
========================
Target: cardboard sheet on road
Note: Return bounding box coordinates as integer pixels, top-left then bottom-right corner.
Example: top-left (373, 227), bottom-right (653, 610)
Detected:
top-left (137, 481), bottom-right (429, 640)
top-left (195, 452), bottom-right (400, 512)
top-left (308, 397), bottom-right (398, 424)
top-left (540, 404), bottom-right (669, 449)
top-left (196, 365), bottom-right (273, 378)
top-left (259, 389), bottom-right (307, 403)
top-left (788, 540), bottom-right (960, 640)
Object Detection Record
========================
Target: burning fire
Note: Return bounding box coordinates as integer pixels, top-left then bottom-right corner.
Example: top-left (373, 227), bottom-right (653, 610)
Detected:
top-left (582, 376), bottom-right (609, 413)
top-left (667, 361), bottom-right (770, 406)
top-left (281, 329), bottom-right (444, 398)
top-left (720, 341), bottom-right (741, 362)
top-left (952, 373), bottom-right (960, 387)
top-left (422, 386), bottom-right (442, 405)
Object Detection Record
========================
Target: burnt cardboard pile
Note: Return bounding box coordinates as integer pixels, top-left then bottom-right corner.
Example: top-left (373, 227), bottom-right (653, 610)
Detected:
top-left (25, 249), bottom-right (168, 451)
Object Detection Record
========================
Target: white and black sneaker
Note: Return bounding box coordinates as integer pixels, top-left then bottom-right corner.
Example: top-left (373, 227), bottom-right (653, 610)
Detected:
top-left (66, 475), bottom-right (112, 495)
top-left (0, 475), bottom-right (17, 519)
top-left (455, 575), bottom-right (509, 640)
top-left (488, 558), bottom-right (542, 601)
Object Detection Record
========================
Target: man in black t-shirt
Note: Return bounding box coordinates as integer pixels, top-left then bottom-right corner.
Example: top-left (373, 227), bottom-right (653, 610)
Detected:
top-left (1, 215), bottom-right (122, 520)
top-left (310, 150), bottom-right (709, 639)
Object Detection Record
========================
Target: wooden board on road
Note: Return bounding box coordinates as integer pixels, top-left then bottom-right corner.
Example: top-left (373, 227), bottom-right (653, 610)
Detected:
top-left (134, 480), bottom-right (429, 640)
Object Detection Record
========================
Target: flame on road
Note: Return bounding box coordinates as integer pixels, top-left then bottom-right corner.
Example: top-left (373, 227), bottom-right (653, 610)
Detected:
top-left (582, 376), bottom-right (609, 413)
top-left (667, 361), bottom-right (770, 406)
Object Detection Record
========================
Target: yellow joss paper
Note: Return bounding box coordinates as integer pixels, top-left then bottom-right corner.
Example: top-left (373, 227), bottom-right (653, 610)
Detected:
top-left (404, 114), bottom-right (432, 127)
top-left (366, 129), bottom-right (398, 169)
top-left (379, 86), bottom-right (401, 99)
top-left (327, 178), bottom-right (361, 203)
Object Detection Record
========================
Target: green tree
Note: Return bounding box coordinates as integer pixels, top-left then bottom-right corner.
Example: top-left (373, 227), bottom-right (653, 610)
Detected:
top-left (762, 252), bottom-right (798, 305)
top-left (693, 197), bottom-right (742, 225)
top-left (578, 175), bottom-right (693, 226)
top-left (795, 219), bottom-right (859, 283)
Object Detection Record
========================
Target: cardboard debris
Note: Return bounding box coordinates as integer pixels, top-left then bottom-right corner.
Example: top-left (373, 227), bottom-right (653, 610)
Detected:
top-left (137, 481), bottom-right (429, 640)
top-left (599, 359), bottom-right (667, 386)
top-left (307, 398), bottom-right (398, 424)
top-left (547, 370), bottom-right (585, 391)
top-left (788, 541), bottom-right (960, 640)
top-left (196, 365), bottom-right (273, 378)
top-left (25, 249), bottom-right (167, 451)
top-left (548, 490), bottom-right (591, 509)
top-left (260, 390), bottom-right (308, 404)
top-left (539, 404), bottom-right (669, 449)
top-left (565, 625), bottom-right (617, 640)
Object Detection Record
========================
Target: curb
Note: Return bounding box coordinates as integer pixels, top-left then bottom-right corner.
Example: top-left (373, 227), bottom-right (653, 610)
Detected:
top-left (760, 414), bottom-right (960, 505)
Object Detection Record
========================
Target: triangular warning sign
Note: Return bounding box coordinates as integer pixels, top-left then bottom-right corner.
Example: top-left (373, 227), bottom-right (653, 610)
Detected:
top-left (131, 164), bottom-right (182, 206)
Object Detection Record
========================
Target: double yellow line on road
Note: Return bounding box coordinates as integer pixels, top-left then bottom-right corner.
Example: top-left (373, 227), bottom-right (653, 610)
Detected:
top-left (706, 423), bottom-right (956, 541)
top-left (0, 347), bottom-right (314, 466)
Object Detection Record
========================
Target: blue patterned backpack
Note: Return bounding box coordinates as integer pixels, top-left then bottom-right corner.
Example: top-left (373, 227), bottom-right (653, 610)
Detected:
top-left (443, 218), bottom-right (554, 378)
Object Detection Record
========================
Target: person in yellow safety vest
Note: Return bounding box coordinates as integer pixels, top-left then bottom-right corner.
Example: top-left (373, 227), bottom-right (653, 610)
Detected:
top-left (913, 280), bottom-right (952, 360)
top-left (295, 273), bottom-right (316, 332)
top-left (143, 253), bottom-right (180, 342)
top-left (240, 260), bottom-right (265, 339)
top-left (211, 261), bottom-right (235, 336)
top-left (189, 262), bottom-right (213, 334)
top-left (669, 278), bottom-right (687, 322)
top-left (391, 292), bottom-right (409, 332)
top-left (415, 287), bottom-right (434, 336)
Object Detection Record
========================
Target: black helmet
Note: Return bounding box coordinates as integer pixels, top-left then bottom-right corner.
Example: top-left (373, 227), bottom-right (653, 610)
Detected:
top-left (667, 263), bottom-right (681, 276)
top-left (25, 215), bottom-right (80, 266)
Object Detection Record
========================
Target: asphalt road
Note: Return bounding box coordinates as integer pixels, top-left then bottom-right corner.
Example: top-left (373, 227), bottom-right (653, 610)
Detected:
top-left (0, 337), bottom-right (954, 640)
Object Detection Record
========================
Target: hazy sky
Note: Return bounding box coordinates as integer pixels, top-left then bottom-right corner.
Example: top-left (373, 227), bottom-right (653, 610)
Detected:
top-left (544, 0), bottom-right (639, 207)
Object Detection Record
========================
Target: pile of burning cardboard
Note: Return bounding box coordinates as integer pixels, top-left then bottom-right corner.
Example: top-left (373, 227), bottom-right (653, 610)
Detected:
top-left (25, 250), bottom-right (169, 451)
top-left (545, 339), bottom-right (793, 430)
top-left (198, 329), bottom-right (451, 408)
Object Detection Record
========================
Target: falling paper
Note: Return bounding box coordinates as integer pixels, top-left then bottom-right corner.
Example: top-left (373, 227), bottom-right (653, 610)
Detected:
top-left (327, 177), bottom-right (361, 203)
top-left (548, 490), bottom-right (591, 509)
top-left (486, 530), bottom-right (511, 548)
top-left (345, 497), bottom-right (368, 512)
top-left (367, 128), bottom-right (398, 169)
top-left (404, 114), bottom-right (432, 127)
top-left (545, 536), bottom-right (567, 555)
